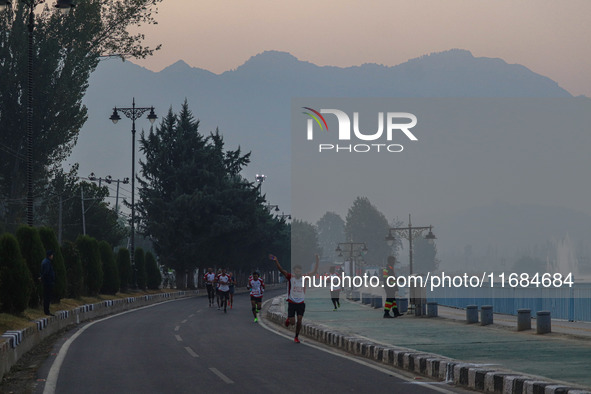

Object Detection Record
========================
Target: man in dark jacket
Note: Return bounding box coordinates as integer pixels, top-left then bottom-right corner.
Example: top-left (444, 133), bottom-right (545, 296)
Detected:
top-left (39, 250), bottom-right (56, 316)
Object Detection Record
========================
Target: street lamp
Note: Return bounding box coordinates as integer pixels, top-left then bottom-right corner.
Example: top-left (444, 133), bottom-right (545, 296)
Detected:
top-left (1, 0), bottom-right (75, 225)
top-left (335, 242), bottom-right (368, 283)
top-left (385, 214), bottom-right (436, 314)
top-left (110, 98), bottom-right (157, 288)
top-left (88, 173), bottom-right (129, 213)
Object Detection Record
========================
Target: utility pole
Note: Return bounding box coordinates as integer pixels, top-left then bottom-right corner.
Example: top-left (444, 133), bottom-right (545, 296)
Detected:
top-left (88, 173), bottom-right (129, 213)
top-left (58, 194), bottom-right (63, 244)
top-left (81, 185), bottom-right (86, 235)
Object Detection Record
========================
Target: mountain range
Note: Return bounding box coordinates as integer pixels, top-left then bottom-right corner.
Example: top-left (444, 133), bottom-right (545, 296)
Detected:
top-left (69, 49), bottom-right (590, 272)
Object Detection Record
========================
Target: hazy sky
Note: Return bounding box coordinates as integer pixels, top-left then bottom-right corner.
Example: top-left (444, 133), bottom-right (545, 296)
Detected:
top-left (132, 0), bottom-right (591, 97)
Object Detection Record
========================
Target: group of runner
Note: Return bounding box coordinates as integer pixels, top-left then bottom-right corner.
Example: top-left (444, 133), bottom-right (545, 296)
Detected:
top-left (203, 268), bottom-right (236, 313)
top-left (203, 267), bottom-right (266, 320)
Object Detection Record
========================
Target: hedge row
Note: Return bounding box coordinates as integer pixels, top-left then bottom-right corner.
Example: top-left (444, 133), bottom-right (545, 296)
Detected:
top-left (0, 227), bottom-right (162, 314)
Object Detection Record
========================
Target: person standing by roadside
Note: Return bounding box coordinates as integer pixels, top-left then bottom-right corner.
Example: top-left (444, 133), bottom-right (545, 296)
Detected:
top-left (383, 256), bottom-right (402, 318)
top-left (271, 254), bottom-right (319, 343)
top-left (39, 250), bottom-right (56, 316)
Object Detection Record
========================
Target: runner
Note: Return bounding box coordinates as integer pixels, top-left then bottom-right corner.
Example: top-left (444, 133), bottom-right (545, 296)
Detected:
top-left (228, 271), bottom-right (236, 309)
top-left (203, 267), bottom-right (216, 307)
top-left (270, 254), bottom-right (319, 343)
top-left (215, 268), bottom-right (231, 313)
top-left (215, 268), bottom-right (222, 309)
top-left (328, 266), bottom-right (341, 311)
top-left (247, 271), bottom-right (265, 322)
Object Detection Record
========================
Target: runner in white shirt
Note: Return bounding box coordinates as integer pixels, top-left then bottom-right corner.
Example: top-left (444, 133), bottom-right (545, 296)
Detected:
top-left (329, 266), bottom-right (341, 311)
top-left (247, 271), bottom-right (265, 322)
top-left (215, 268), bottom-right (231, 313)
top-left (270, 254), bottom-right (319, 343)
top-left (203, 268), bottom-right (216, 307)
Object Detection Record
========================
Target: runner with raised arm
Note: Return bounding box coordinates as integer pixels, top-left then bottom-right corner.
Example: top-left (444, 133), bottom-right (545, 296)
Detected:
top-left (270, 254), bottom-right (319, 343)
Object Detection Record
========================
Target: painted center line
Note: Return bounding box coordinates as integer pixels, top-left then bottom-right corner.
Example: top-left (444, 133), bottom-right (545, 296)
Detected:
top-left (181, 319), bottom-right (188, 324)
top-left (209, 367), bottom-right (234, 384)
top-left (188, 314), bottom-right (195, 318)
top-left (174, 326), bottom-right (180, 332)
top-left (175, 335), bottom-right (182, 342)
top-left (184, 347), bottom-right (199, 358)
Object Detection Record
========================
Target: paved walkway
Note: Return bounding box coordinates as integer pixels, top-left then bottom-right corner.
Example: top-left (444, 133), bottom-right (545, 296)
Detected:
top-left (296, 288), bottom-right (591, 389)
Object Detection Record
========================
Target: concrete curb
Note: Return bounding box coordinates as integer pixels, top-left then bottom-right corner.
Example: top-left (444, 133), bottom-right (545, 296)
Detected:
top-left (265, 296), bottom-right (590, 394)
top-left (0, 290), bottom-right (195, 381)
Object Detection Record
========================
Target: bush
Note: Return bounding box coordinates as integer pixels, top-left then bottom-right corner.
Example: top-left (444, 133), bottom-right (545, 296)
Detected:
top-left (38, 227), bottom-right (68, 302)
top-left (99, 241), bottom-right (120, 295)
top-left (0, 233), bottom-right (33, 314)
top-left (15, 226), bottom-right (44, 308)
top-left (145, 252), bottom-right (161, 290)
top-left (116, 248), bottom-right (131, 292)
top-left (134, 247), bottom-right (146, 290)
top-left (61, 241), bottom-right (83, 299)
top-left (76, 235), bottom-right (103, 296)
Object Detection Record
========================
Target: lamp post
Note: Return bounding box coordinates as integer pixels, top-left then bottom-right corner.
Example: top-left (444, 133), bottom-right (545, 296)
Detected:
top-left (0, 0), bottom-right (75, 225)
top-left (88, 173), bottom-right (129, 213)
top-left (110, 98), bottom-right (157, 288)
top-left (385, 214), bottom-right (436, 313)
top-left (278, 212), bottom-right (291, 221)
top-left (335, 242), bottom-right (368, 286)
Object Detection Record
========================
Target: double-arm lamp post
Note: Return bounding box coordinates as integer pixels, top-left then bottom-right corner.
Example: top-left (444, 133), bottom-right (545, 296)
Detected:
top-left (0, 0), bottom-right (75, 225)
top-left (110, 99), bottom-right (157, 288)
top-left (385, 214), bottom-right (436, 313)
top-left (335, 242), bottom-right (368, 281)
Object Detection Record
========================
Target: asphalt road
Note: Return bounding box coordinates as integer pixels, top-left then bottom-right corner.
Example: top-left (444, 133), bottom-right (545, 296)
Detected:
top-left (38, 290), bottom-right (466, 394)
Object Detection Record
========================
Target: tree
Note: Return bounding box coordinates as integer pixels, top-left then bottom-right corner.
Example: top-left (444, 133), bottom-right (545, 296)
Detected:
top-left (137, 101), bottom-right (288, 287)
top-left (145, 251), bottom-right (161, 290)
top-left (413, 236), bottom-right (440, 274)
top-left (75, 235), bottom-right (102, 296)
top-left (99, 241), bottom-right (119, 295)
top-left (134, 247), bottom-right (146, 290)
top-left (61, 241), bottom-right (83, 298)
top-left (345, 197), bottom-right (391, 268)
top-left (0, 233), bottom-right (33, 313)
top-left (116, 248), bottom-right (131, 292)
top-left (0, 0), bottom-right (162, 228)
top-left (15, 225), bottom-right (44, 307)
top-left (42, 168), bottom-right (127, 246)
top-left (316, 212), bottom-right (345, 263)
top-left (291, 219), bottom-right (321, 271)
top-left (38, 226), bottom-right (67, 301)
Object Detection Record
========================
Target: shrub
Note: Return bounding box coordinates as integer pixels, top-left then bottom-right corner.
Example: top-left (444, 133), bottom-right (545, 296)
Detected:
top-left (0, 233), bottom-right (33, 314)
top-left (145, 252), bottom-right (162, 290)
top-left (99, 241), bottom-right (120, 295)
top-left (15, 226), bottom-right (44, 307)
top-left (117, 248), bottom-right (131, 292)
top-left (61, 241), bottom-right (83, 299)
top-left (76, 235), bottom-right (103, 296)
top-left (134, 247), bottom-right (146, 290)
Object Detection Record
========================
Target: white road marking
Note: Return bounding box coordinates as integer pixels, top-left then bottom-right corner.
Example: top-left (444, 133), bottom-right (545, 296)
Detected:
top-left (43, 299), bottom-right (179, 394)
top-left (174, 326), bottom-right (180, 332)
top-left (181, 319), bottom-right (187, 324)
top-left (184, 347), bottom-right (199, 358)
top-left (258, 299), bottom-right (457, 394)
top-left (209, 367), bottom-right (234, 384)
top-left (175, 334), bottom-right (183, 342)
top-left (188, 314), bottom-right (195, 318)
